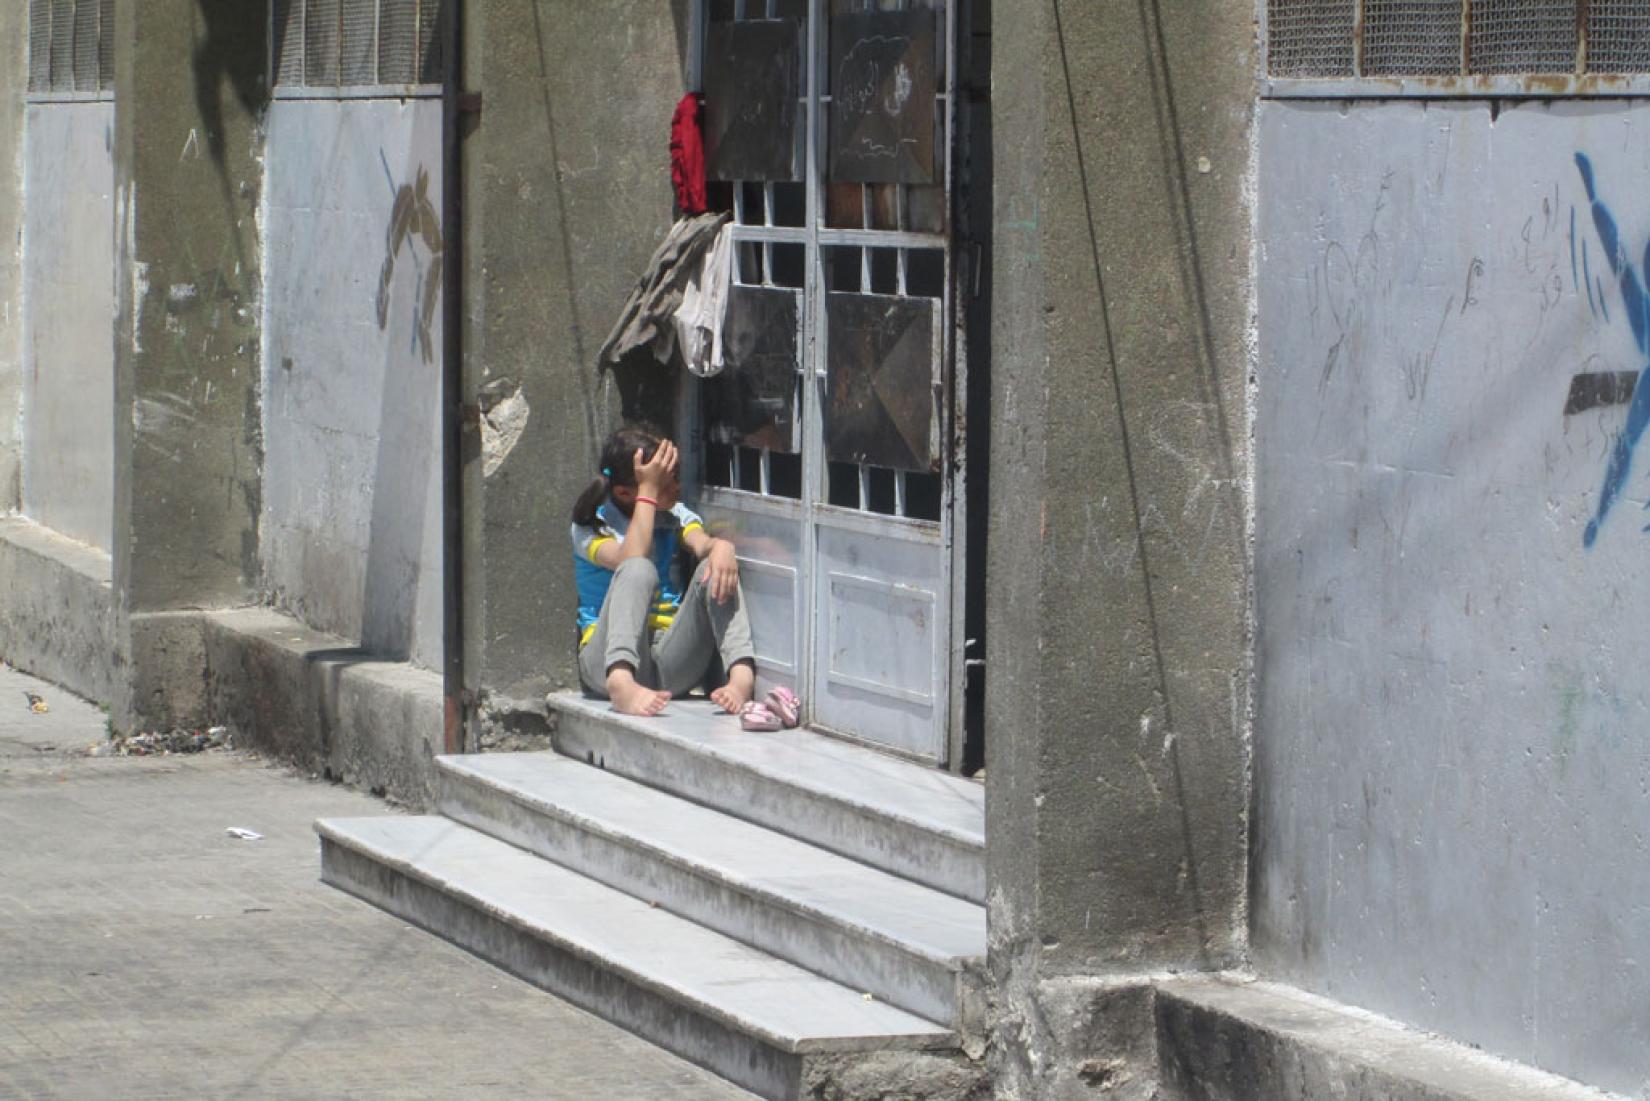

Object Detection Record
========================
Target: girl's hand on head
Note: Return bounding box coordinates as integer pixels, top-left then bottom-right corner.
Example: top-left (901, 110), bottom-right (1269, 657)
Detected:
top-left (634, 439), bottom-right (679, 499)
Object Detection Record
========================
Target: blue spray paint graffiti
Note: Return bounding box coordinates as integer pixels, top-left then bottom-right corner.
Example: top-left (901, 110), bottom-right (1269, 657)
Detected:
top-left (1575, 153), bottom-right (1650, 548)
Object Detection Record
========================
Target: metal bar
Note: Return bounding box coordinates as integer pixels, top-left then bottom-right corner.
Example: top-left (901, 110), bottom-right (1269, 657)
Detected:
top-left (1262, 73), bottom-right (1650, 99)
top-left (734, 223), bottom-right (946, 248)
top-left (941, 0), bottom-right (962, 771)
top-left (858, 466), bottom-right (871, 511)
top-left (1354, 0), bottom-right (1365, 78)
top-left (897, 247), bottom-right (908, 294)
top-left (801, 0), bottom-right (823, 719)
top-left (441, 0), bottom-right (465, 754)
top-left (895, 470), bottom-right (907, 517)
top-left (761, 449), bottom-right (772, 495)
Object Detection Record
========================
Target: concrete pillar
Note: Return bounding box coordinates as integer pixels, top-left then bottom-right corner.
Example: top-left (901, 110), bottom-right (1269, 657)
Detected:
top-left (984, 0), bottom-right (1255, 1090)
top-left (0, 5), bottom-right (25, 510)
top-left (112, 0), bottom-right (265, 730)
top-left (459, 0), bottom-right (692, 720)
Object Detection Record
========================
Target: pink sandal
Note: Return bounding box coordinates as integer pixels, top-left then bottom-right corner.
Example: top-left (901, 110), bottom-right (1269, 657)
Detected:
top-left (765, 686), bottom-right (802, 728)
top-left (739, 701), bottom-right (783, 732)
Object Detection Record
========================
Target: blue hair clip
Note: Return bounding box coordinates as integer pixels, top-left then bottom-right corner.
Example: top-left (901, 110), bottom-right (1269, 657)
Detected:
top-left (601, 467), bottom-right (612, 478)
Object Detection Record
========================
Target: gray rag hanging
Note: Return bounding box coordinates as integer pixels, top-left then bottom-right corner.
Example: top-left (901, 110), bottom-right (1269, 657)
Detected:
top-left (597, 212), bottom-right (731, 372)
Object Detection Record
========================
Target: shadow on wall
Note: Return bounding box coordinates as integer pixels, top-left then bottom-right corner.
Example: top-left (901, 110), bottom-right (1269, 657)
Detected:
top-left (362, 149), bottom-right (442, 665)
top-left (191, 0), bottom-right (266, 272)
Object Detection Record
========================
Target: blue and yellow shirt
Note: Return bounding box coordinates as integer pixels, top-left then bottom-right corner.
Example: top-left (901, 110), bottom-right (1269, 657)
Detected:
top-left (571, 500), bottom-right (705, 647)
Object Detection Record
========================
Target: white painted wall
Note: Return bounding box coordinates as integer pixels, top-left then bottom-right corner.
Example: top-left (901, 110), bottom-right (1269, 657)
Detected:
top-left (1254, 98), bottom-right (1650, 1096)
top-left (262, 99), bottom-right (444, 670)
top-left (0, 9), bottom-right (25, 513)
top-left (21, 102), bottom-right (115, 551)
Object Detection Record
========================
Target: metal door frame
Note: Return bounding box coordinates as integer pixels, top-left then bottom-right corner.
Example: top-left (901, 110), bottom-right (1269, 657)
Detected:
top-left (690, 0), bottom-right (966, 768)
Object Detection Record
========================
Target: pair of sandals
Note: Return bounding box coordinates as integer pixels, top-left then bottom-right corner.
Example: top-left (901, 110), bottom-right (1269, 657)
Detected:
top-left (738, 686), bottom-right (801, 732)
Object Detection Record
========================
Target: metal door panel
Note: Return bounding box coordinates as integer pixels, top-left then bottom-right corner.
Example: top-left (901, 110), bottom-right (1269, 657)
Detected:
top-left (812, 522), bottom-right (946, 759)
top-left (697, 0), bottom-right (957, 763)
top-left (700, 491), bottom-right (803, 693)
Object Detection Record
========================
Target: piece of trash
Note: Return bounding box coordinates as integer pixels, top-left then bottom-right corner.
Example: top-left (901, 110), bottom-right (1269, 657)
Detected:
top-left (243, 907), bottom-right (271, 914)
top-left (25, 691), bottom-right (48, 714)
top-left (92, 726), bottom-right (233, 758)
top-left (226, 827), bottom-right (263, 841)
top-left (861, 992), bottom-right (875, 1002)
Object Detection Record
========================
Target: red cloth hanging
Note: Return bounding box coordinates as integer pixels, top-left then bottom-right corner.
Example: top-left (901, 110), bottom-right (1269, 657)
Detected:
top-left (670, 93), bottom-right (707, 216)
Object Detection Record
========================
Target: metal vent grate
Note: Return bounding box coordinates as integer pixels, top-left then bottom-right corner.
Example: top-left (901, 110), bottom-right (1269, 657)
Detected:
top-left (377, 0), bottom-right (418, 84)
top-left (97, 0), bottom-right (113, 87)
top-left (304, 0), bottom-right (341, 85)
top-left (273, 0), bottom-right (305, 86)
top-left (1469, 0), bottom-right (1578, 73)
top-left (1588, 0), bottom-right (1650, 73)
top-left (1267, 0), bottom-right (1357, 76)
top-left (28, 1), bottom-right (51, 92)
top-left (418, 0), bottom-right (444, 86)
top-left (29, 0), bottom-right (110, 94)
top-left (1361, 0), bottom-right (1463, 75)
top-left (272, 0), bottom-right (445, 89)
top-left (49, 0), bottom-right (74, 88)
top-left (341, 0), bottom-right (377, 83)
top-left (72, 0), bottom-right (99, 91)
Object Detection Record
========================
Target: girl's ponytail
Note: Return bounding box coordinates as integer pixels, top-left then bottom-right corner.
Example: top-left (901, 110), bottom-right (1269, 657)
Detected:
top-left (571, 474), bottom-right (610, 531)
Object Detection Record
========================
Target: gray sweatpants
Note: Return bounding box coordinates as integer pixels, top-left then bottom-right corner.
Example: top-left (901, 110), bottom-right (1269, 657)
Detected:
top-left (579, 556), bottom-right (756, 697)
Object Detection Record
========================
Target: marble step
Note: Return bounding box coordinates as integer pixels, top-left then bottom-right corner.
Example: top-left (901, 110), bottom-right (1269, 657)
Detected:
top-left (316, 815), bottom-right (955, 1101)
top-left (438, 752), bottom-right (986, 1028)
top-left (546, 694), bottom-right (985, 903)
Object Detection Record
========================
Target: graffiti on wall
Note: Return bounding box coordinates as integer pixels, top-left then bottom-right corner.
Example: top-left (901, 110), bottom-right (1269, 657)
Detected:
top-left (1573, 153), bottom-right (1650, 548)
top-left (377, 160), bottom-right (444, 365)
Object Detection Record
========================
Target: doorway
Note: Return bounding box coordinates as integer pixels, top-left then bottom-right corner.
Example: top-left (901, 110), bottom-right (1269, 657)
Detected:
top-left (687, 0), bottom-right (970, 766)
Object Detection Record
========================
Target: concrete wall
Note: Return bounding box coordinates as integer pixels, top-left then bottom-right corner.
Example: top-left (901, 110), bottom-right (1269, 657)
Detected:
top-left (262, 99), bottom-right (445, 671)
top-left (1253, 98), bottom-right (1650, 1096)
top-left (985, 2), bottom-right (1254, 1095)
top-left (0, 6), bottom-right (23, 513)
top-left (21, 103), bottom-right (116, 551)
top-left (113, 0), bottom-right (264, 732)
top-left (462, 0), bottom-right (693, 710)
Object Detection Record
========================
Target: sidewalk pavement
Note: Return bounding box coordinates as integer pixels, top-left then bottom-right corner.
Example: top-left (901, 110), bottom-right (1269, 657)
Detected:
top-left (0, 665), bottom-right (752, 1100)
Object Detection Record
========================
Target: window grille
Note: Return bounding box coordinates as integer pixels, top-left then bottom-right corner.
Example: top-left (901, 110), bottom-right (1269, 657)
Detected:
top-left (1266, 0), bottom-right (1356, 76)
top-left (1470, 0), bottom-right (1578, 73)
top-left (272, 0), bottom-right (447, 91)
top-left (1268, 0), bottom-right (1650, 83)
top-left (1589, 0), bottom-right (1650, 73)
top-left (27, 0), bottom-right (111, 95)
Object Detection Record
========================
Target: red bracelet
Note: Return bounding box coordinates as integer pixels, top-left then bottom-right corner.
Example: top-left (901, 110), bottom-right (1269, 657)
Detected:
top-left (634, 495), bottom-right (659, 508)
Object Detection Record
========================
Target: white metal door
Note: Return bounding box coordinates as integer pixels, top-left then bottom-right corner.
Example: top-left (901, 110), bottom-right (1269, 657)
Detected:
top-left (692, 0), bottom-right (957, 763)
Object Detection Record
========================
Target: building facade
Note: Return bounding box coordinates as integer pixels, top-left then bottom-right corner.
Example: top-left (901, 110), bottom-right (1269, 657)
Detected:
top-left (0, 1), bottom-right (1644, 1096)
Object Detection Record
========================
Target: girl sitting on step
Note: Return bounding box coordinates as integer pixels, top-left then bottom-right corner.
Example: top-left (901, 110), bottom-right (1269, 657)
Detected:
top-left (569, 426), bottom-right (799, 730)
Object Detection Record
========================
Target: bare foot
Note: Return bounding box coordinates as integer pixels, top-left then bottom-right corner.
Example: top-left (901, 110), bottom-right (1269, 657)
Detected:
top-left (710, 662), bottom-right (756, 714)
top-left (607, 667), bottom-right (671, 717)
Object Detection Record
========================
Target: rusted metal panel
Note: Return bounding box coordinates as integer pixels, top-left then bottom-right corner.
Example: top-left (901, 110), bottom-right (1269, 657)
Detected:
top-left (827, 9), bottom-right (939, 184)
top-left (705, 20), bottom-right (803, 182)
top-left (703, 287), bottom-right (802, 453)
top-left (825, 292), bottom-right (938, 472)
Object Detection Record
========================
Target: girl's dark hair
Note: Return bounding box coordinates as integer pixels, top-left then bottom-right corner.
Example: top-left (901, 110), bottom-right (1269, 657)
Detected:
top-left (572, 425), bottom-right (663, 531)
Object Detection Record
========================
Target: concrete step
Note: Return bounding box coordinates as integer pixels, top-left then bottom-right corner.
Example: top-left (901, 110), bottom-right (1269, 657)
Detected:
top-left (437, 752), bottom-right (986, 1028)
top-left (545, 694), bottom-right (985, 903)
top-left (316, 815), bottom-right (956, 1101)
